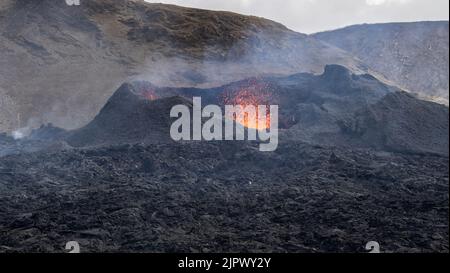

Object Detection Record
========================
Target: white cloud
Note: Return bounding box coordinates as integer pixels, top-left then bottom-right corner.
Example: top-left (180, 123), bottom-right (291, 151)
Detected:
top-left (366, 0), bottom-right (411, 6)
top-left (366, 0), bottom-right (387, 5)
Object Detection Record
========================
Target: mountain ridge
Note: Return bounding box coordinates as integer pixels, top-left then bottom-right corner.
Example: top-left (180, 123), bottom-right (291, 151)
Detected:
top-left (0, 0), bottom-right (367, 132)
top-left (57, 65), bottom-right (448, 157)
top-left (313, 21), bottom-right (449, 104)
top-left (1, 1), bottom-right (448, 134)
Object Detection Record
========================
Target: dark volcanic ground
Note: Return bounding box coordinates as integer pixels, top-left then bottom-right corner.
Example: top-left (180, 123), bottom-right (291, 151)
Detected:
top-left (0, 141), bottom-right (448, 253)
top-left (0, 66), bottom-right (449, 253)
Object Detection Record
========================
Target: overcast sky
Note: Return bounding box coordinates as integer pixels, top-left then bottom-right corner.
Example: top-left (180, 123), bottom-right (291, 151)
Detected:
top-left (145, 0), bottom-right (449, 33)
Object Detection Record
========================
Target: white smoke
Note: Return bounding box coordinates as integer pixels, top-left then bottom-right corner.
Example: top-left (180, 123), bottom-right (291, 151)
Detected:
top-left (11, 127), bottom-right (31, 140)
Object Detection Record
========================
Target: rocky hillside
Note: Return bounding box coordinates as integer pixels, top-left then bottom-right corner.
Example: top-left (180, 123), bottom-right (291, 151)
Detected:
top-left (66, 84), bottom-right (192, 147)
top-left (0, 0), bottom-right (365, 133)
top-left (314, 21), bottom-right (450, 104)
top-left (18, 65), bottom-right (441, 157)
top-left (118, 65), bottom-right (449, 156)
top-left (2, 64), bottom-right (447, 156)
top-left (339, 91), bottom-right (449, 155)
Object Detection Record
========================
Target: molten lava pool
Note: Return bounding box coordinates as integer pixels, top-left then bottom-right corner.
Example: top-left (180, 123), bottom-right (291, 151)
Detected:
top-left (221, 79), bottom-right (277, 130)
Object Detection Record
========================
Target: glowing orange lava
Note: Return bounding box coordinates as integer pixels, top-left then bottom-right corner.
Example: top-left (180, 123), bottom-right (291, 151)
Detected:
top-left (222, 78), bottom-right (276, 130)
top-left (133, 81), bottom-right (159, 101)
top-left (143, 90), bottom-right (157, 101)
